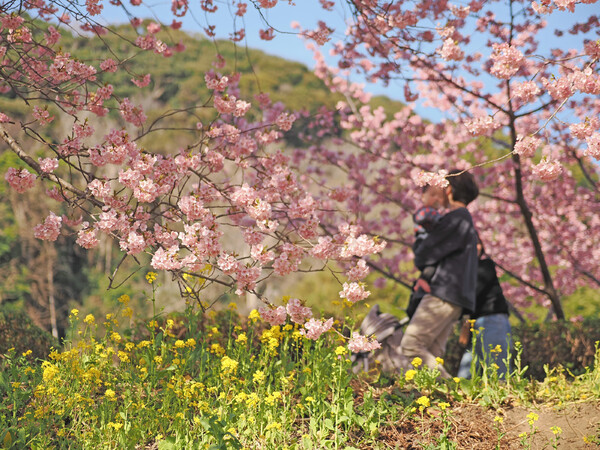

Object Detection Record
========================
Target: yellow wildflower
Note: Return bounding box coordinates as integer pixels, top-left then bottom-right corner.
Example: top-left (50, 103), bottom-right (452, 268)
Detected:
top-left (146, 272), bottom-right (157, 284)
top-left (118, 294), bottom-right (130, 305)
top-left (104, 389), bottom-right (116, 400)
top-left (550, 426), bottom-right (562, 435)
top-left (411, 357), bottom-right (422, 368)
top-left (84, 314), bottom-right (95, 325)
top-left (42, 362), bottom-right (59, 382)
top-left (221, 356), bottom-right (239, 375)
top-left (416, 396), bottom-right (430, 408)
top-left (248, 309), bottom-right (260, 321)
top-left (186, 338), bottom-right (196, 348)
top-left (175, 340), bottom-right (185, 348)
top-left (253, 370), bottom-right (266, 384)
top-left (210, 343), bottom-right (225, 355)
top-left (246, 393), bottom-right (260, 408)
top-left (236, 333), bottom-right (247, 344)
top-left (526, 412), bottom-right (539, 425)
top-left (494, 416), bottom-right (504, 424)
top-left (435, 357), bottom-right (444, 365)
top-left (335, 346), bottom-right (347, 356)
top-left (405, 370), bottom-right (417, 381)
top-left (266, 422), bottom-right (282, 431)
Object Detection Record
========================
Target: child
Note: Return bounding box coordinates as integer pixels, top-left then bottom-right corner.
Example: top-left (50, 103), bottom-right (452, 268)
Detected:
top-left (457, 240), bottom-right (511, 379)
top-left (406, 185), bottom-right (446, 319)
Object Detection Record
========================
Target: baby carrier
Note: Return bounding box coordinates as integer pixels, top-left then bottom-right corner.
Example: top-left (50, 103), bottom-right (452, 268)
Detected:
top-left (351, 304), bottom-right (409, 374)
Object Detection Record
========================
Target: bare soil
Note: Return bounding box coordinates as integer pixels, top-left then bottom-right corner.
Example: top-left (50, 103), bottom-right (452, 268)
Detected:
top-left (373, 400), bottom-right (600, 449)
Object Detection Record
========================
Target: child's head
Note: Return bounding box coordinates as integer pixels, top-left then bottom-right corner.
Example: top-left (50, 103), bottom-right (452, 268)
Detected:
top-left (421, 185), bottom-right (445, 209)
top-left (445, 169), bottom-right (479, 206)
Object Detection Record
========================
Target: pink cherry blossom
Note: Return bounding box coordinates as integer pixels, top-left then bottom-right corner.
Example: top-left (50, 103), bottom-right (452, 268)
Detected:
top-left (286, 298), bottom-right (313, 324)
top-left (346, 259), bottom-right (370, 281)
top-left (464, 115), bottom-right (501, 136)
top-left (5, 168), bottom-right (36, 193)
top-left (339, 282), bottom-right (371, 303)
top-left (33, 212), bottom-right (62, 241)
top-left (259, 305), bottom-right (287, 326)
top-left (259, 28), bottom-right (275, 41)
top-left (489, 43), bottom-right (525, 79)
top-left (38, 157), bottom-right (59, 173)
top-left (32, 106), bottom-right (54, 125)
top-left (301, 317), bottom-right (334, 340)
top-left (514, 136), bottom-right (541, 158)
top-left (584, 133), bottom-right (600, 159)
top-left (531, 158), bottom-right (563, 182)
top-left (100, 58), bottom-right (118, 72)
top-left (76, 223), bottom-right (100, 249)
top-left (347, 332), bottom-right (381, 353)
top-left (437, 38), bottom-right (464, 61)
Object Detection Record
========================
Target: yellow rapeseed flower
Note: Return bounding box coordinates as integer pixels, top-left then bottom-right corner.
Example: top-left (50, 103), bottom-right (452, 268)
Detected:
top-left (175, 340), bottom-right (185, 348)
top-left (22, 350), bottom-right (32, 357)
top-left (335, 346), bottom-right (347, 356)
top-left (41, 362), bottom-right (59, 382)
top-left (146, 272), bottom-right (157, 284)
top-left (405, 369), bottom-right (417, 381)
top-left (104, 389), bottom-right (116, 400)
top-left (246, 393), bottom-right (260, 408)
top-left (411, 357), bottom-right (423, 368)
top-left (210, 343), bottom-right (225, 355)
top-left (236, 333), bottom-right (247, 344)
top-left (221, 356), bottom-right (239, 375)
top-left (248, 309), bottom-right (260, 322)
top-left (186, 338), bottom-right (196, 348)
top-left (435, 357), bottom-right (444, 365)
top-left (118, 294), bottom-right (130, 305)
top-left (453, 377), bottom-right (461, 383)
top-left (265, 422), bottom-right (282, 431)
top-left (416, 396), bottom-right (430, 408)
top-left (494, 415), bottom-right (504, 424)
top-left (253, 370), bottom-right (266, 384)
top-left (551, 426), bottom-right (562, 435)
top-left (84, 314), bottom-right (95, 325)
top-left (526, 412), bottom-right (539, 425)
top-left (71, 309), bottom-right (79, 317)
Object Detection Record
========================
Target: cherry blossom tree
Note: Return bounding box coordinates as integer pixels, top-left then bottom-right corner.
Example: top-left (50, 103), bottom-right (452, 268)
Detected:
top-left (285, 0), bottom-right (600, 320)
top-left (1, 0), bottom-right (599, 327)
top-left (0, 0), bottom-right (386, 348)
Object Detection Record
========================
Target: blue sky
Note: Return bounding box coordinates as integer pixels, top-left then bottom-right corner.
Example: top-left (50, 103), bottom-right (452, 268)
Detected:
top-left (99, 0), bottom-right (598, 121)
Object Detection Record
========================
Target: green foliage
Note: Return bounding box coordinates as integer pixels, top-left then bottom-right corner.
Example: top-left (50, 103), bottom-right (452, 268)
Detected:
top-left (0, 305), bottom-right (58, 361)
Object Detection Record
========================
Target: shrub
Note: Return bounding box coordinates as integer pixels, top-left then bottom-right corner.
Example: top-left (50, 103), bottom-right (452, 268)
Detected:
top-left (0, 305), bottom-right (58, 363)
